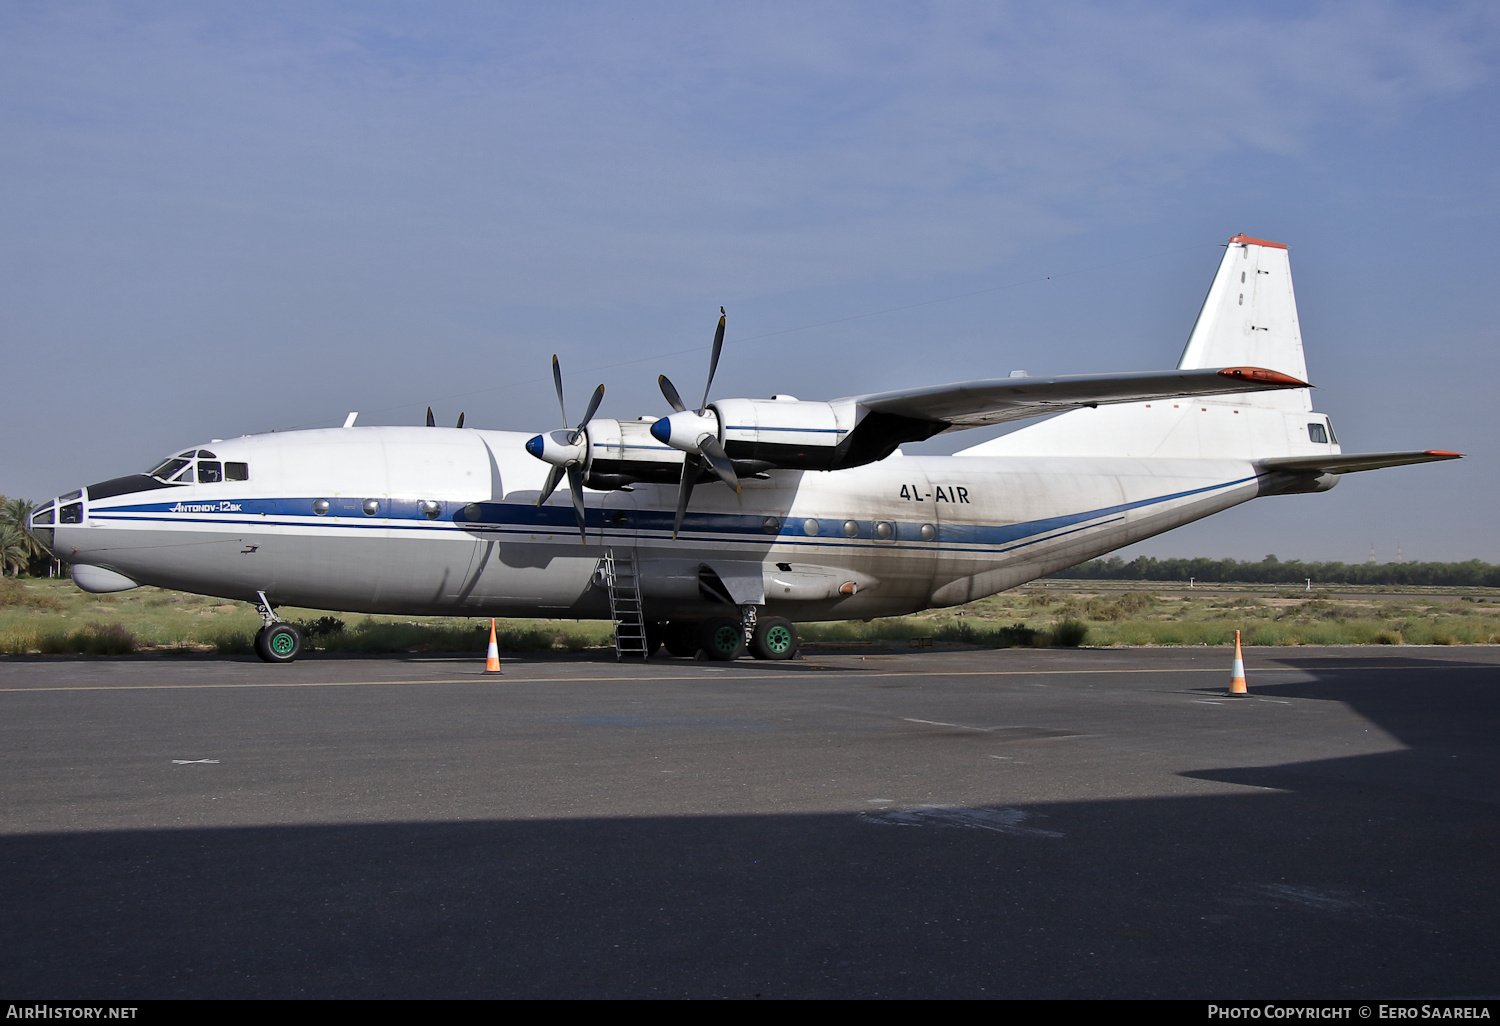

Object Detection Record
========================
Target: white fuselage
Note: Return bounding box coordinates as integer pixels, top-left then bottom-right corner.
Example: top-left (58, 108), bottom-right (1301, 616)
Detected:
top-left (49, 425), bottom-right (1273, 621)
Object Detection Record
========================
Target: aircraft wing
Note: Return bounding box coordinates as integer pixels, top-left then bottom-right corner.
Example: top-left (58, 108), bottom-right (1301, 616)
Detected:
top-left (845, 366), bottom-right (1308, 430)
top-left (1257, 450), bottom-right (1464, 475)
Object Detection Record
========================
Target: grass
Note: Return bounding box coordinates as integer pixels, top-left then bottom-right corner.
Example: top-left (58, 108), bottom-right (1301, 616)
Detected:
top-left (3, 576), bottom-right (1499, 656)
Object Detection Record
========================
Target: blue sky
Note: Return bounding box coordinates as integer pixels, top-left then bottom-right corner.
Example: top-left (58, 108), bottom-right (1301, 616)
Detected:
top-left (3, 2), bottom-right (1497, 561)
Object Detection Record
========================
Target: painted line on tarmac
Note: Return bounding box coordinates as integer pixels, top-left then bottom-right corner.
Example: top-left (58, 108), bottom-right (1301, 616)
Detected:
top-left (0, 661), bottom-right (1482, 694)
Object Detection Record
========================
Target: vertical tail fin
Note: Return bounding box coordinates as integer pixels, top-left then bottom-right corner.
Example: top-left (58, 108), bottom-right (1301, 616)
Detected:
top-left (956, 234), bottom-right (1332, 460)
top-left (1177, 235), bottom-right (1311, 413)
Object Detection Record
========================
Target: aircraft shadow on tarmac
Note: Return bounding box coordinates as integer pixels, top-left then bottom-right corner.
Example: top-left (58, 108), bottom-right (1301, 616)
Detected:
top-left (1, 655), bottom-right (1495, 999)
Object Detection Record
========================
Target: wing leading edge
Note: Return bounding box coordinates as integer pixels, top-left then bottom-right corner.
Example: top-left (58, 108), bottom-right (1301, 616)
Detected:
top-left (845, 366), bottom-right (1308, 431)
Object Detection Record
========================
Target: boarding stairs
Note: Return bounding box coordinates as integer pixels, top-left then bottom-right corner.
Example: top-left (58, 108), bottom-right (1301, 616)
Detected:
top-left (602, 549), bottom-right (649, 661)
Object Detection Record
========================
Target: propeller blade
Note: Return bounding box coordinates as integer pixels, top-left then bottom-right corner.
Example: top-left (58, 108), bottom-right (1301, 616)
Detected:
top-left (536, 464), bottom-right (565, 507)
top-left (567, 464), bottom-right (587, 543)
top-left (698, 434), bottom-right (740, 493)
top-left (672, 454), bottom-right (701, 540)
top-left (569, 383), bottom-right (605, 444)
top-left (700, 307), bottom-right (726, 413)
top-left (426, 407), bottom-right (435, 427)
top-left (551, 355), bottom-right (568, 427)
top-left (658, 375), bottom-right (687, 414)
top-left (455, 412), bottom-right (465, 429)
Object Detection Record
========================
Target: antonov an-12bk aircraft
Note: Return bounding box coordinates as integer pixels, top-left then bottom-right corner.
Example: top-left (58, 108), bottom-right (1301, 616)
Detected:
top-left (30, 235), bottom-right (1460, 662)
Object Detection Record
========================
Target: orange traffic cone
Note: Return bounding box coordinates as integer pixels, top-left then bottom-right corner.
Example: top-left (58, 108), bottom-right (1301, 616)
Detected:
top-left (485, 618), bottom-right (501, 674)
top-left (1229, 629), bottom-right (1247, 695)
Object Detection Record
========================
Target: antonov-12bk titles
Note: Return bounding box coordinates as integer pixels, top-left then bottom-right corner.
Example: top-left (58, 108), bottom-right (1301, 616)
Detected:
top-left (30, 235), bottom-right (1460, 661)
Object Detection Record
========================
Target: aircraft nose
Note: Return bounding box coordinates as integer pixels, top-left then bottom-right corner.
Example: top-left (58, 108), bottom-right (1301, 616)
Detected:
top-left (524, 434), bottom-right (544, 459)
top-left (649, 418), bottom-right (671, 444)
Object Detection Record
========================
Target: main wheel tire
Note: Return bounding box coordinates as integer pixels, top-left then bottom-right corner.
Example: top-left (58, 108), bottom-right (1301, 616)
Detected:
top-left (700, 618), bottom-right (746, 661)
top-left (258, 622), bottom-right (303, 663)
top-left (663, 621), bottom-right (700, 658)
top-left (751, 617), bottom-right (798, 660)
top-left (644, 621), bottom-right (665, 657)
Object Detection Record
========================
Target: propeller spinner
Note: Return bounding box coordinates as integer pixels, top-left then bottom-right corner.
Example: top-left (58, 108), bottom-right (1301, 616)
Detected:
top-left (523, 356), bottom-right (604, 543)
top-left (651, 308), bottom-right (739, 539)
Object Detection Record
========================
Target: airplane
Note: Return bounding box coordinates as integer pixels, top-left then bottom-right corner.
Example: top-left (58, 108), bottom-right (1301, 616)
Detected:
top-left (28, 234), bottom-right (1461, 663)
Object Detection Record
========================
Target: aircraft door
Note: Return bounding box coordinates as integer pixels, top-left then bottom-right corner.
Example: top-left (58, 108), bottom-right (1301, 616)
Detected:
top-left (599, 488), bottom-right (640, 556)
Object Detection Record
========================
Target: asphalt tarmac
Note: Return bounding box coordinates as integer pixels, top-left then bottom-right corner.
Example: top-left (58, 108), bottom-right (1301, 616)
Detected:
top-left (1, 646), bottom-right (1496, 999)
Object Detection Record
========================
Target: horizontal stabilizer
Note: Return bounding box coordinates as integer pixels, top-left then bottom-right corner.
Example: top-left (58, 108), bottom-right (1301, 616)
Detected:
top-left (849, 366), bottom-right (1307, 431)
top-left (1258, 450), bottom-right (1463, 475)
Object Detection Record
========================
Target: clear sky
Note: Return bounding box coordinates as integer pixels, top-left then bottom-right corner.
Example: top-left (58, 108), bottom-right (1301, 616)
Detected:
top-left (3, 2), bottom-right (1496, 562)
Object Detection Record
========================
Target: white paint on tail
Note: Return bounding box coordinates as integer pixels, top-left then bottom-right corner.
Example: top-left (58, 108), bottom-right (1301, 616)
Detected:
top-left (958, 235), bottom-right (1334, 462)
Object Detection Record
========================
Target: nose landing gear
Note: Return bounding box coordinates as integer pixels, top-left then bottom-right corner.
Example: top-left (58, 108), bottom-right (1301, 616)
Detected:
top-left (252, 590), bottom-right (303, 663)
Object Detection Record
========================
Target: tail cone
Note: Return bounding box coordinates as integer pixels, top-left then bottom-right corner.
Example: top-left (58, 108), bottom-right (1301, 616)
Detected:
top-left (1229, 629), bottom-right (1247, 695)
top-left (485, 618), bottom-right (501, 674)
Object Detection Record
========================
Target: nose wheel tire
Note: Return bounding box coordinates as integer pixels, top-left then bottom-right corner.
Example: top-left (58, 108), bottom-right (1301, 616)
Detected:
top-left (254, 623), bottom-right (303, 663)
top-left (700, 618), bottom-right (746, 661)
top-left (751, 617), bottom-right (798, 660)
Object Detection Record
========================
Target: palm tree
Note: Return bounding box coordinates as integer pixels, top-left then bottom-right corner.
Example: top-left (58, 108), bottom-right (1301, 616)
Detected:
top-left (0, 498), bottom-right (44, 572)
top-left (0, 525), bottom-right (30, 577)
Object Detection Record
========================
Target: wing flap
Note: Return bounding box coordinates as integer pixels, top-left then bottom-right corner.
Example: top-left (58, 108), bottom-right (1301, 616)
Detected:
top-left (1258, 450), bottom-right (1464, 475)
top-left (846, 367), bottom-right (1307, 430)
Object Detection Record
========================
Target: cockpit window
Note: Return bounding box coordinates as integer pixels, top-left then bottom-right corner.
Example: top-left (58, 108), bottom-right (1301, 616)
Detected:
top-left (150, 457), bottom-right (191, 480)
top-left (149, 451), bottom-right (247, 484)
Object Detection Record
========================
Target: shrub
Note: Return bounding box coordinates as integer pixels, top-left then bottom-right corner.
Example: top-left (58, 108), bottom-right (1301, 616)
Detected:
top-left (1114, 591), bottom-right (1157, 615)
top-left (36, 622), bottom-right (137, 655)
top-left (1050, 619), bottom-right (1089, 647)
top-left (1373, 629), bottom-right (1403, 645)
top-left (0, 577), bottom-right (24, 605)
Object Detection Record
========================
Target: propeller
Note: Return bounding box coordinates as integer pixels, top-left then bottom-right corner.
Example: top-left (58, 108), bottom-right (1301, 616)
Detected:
top-left (425, 408), bottom-right (466, 428)
top-left (652, 308), bottom-right (738, 538)
top-left (523, 355), bottom-right (604, 543)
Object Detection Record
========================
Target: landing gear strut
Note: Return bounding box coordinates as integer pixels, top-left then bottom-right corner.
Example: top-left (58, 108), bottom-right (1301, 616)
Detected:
top-left (252, 590), bottom-right (303, 663)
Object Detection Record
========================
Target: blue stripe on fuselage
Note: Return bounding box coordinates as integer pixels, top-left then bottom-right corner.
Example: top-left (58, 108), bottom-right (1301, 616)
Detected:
top-left (85, 475), bottom-right (1254, 552)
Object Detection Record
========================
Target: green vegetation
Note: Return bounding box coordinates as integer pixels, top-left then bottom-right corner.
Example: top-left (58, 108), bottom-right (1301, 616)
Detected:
top-left (5, 576), bottom-right (1499, 656)
top-left (0, 578), bottom-right (614, 657)
top-left (1055, 554), bottom-right (1500, 588)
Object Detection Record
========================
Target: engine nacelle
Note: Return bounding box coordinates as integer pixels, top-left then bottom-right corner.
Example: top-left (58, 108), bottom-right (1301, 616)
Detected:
top-left (582, 417), bottom-right (686, 488)
top-left (710, 397), bottom-right (859, 472)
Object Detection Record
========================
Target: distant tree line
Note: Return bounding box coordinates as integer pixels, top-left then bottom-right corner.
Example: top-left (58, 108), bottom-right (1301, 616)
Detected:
top-left (1051, 555), bottom-right (1500, 588)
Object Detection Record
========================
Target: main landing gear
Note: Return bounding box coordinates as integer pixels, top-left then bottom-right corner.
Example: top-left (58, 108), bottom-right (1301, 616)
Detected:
top-left (252, 590), bottom-right (302, 663)
top-left (655, 614), bottom-right (799, 661)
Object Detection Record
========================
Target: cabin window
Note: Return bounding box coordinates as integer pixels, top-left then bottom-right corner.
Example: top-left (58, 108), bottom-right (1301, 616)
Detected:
top-left (873, 521), bottom-right (894, 541)
top-left (312, 499), bottom-right (331, 516)
top-left (802, 518), bottom-right (820, 537)
top-left (225, 462), bottom-right (249, 481)
top-left (919, 524), bottom-right (937, 541)
top-left (197, 461), bottom-right (222, 483)
top-left (843, 520), bottom-right (860, 538)
top-left (362, 499), bottom-right (380, 516)
top-left (762, 517), bottom-right (781, 534)
top-left (1308, 423), bottom-right (1328, 444)
top-left (420, 500), bottom-right (442, 520)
